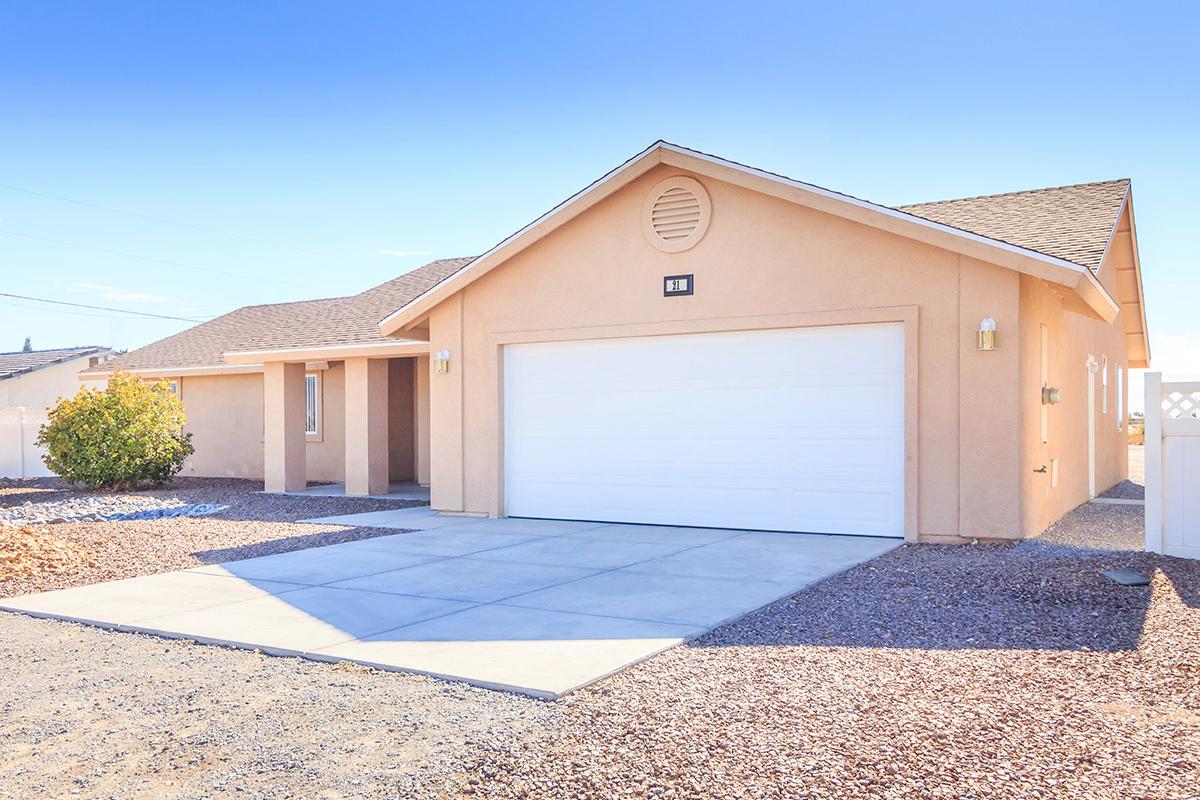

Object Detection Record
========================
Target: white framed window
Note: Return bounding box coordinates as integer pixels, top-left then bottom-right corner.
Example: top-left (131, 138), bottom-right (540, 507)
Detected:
top-left (305, 373), bottom-right (320, 436)
top-left (1101, 356), bottom-right (1109, 414)
top-left (1116, 365), bottom-right (1124, 431)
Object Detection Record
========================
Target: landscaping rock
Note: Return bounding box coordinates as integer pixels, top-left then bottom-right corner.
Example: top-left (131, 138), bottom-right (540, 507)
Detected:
top-left (0, 525), bottom-right (95, 581)
top-left (0, 495), bottom-right (227, 526)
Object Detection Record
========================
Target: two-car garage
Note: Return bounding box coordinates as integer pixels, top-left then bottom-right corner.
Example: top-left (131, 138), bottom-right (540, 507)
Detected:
top-left (502, 323), bottom-right (906, 538)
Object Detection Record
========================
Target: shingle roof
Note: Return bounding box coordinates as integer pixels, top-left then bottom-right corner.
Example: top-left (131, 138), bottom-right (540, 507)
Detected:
top-left (86, 258), bottom-right (472, 374)
top-left (0, 346), bottom-right (111, 381)
top-left (897, 179), bottom-right (1129, 272)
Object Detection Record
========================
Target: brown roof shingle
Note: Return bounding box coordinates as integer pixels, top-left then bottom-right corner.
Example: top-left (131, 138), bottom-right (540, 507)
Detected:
top-left (88, 258), bottom-right (471, 374)
top-left (896, 179), bottom-right (1129, 272)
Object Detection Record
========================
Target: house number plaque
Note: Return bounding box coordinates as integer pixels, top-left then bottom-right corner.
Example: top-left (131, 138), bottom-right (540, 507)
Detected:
top-left (663, 274), bottom-right (694, 297)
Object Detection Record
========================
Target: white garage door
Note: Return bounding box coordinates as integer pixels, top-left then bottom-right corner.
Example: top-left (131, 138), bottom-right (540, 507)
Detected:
top-left (503, 323), bottom-right (905, 537)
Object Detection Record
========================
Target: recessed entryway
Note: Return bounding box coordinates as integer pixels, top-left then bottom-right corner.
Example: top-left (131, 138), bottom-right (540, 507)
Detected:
top-left (0, 509), bottom-right (899, 698)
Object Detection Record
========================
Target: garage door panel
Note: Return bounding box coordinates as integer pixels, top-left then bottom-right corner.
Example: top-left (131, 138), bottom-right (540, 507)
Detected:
top-left (504, 324), bottom-right (905, 537)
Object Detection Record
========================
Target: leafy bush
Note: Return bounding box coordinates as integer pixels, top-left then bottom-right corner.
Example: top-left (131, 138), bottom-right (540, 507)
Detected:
top-left (37, 372), bottom-right (194, 489)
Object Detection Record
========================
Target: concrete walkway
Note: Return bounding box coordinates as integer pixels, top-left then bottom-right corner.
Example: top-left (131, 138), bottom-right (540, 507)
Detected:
top-left (1, 510), bottom-right (899, 698)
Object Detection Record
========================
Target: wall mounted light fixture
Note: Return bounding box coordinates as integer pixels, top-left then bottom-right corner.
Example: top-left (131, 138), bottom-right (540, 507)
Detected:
top-left (433, 350), bottom-right (451, 374)
top-left (977, 318), bottom-right (997, 351)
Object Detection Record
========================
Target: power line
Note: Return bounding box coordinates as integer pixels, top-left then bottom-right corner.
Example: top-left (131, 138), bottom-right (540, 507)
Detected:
top-left (0, 298), bottom-right (133, 320)
top-left (0, 227), bottom-right (292, 286)
top-left (0, 181), bottom-right (332, 258)
top-left (0, 292), bottom-right (213, 322)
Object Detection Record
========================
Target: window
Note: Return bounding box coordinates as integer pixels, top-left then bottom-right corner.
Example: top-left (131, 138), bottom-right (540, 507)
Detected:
top-left (1116, 365), bottom-right (1124, 431)
top-left (305, 373), bottom-right (320, 436)
top-left (1101, 356), bottom-right (1109, 414)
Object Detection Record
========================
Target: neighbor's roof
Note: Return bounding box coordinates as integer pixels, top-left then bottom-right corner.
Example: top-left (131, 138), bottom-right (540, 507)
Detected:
top-left (83, 258), bottom-right (471, 374)
top-left (0, 346), bottom-right (111, 381)
top-left (898, 179), bottom-right (1130, 273)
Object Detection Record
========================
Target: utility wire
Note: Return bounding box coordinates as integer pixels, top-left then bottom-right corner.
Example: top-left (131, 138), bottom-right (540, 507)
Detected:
top-left (0, 291), bottom-right (213, 322)
top-left (0, 181), bottom-right (332, 258)
top-left (0, 298), bottom-right (133, 320)
top-left (0, 227), bottom-right (291, 286)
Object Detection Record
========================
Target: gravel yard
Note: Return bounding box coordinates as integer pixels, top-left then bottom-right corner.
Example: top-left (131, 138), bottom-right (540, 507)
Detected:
top-left (0, 477), bottom-right (423, 599)
top-left (1101, 444), bottom-right (1146, 500)
top-left (1, 467), bottom-right (1197, 799)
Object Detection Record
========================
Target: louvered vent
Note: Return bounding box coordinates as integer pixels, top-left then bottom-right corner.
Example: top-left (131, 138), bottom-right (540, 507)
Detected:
top-left (642, 176), bottom-right (711, 252)
top-left (650, 187), bottom-right (702, 241)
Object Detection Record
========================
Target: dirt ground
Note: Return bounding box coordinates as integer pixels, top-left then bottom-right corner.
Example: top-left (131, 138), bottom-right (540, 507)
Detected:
top-left (1, 463), bottom-right (1196, 799)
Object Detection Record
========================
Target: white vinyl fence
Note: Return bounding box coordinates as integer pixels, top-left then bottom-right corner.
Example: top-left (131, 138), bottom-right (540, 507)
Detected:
top-left (0, 407), bottom-right (53, 479)
top-left (1145, 373), bottom-right (1200, 559)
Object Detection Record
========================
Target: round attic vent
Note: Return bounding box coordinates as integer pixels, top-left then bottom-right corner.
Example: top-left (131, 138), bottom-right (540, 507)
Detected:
top-left (642, 176), bottom-right (711, 253)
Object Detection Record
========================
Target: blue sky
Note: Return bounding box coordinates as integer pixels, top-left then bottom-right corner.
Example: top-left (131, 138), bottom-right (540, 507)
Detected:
top-left (2, 1), bottom-right (1197, 408)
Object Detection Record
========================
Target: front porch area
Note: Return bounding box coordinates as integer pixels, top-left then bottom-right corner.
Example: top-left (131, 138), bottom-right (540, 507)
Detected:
top-left (285, 482), bottom-right (430, 502)
top-left (262, 354), bottom-right (431, 497)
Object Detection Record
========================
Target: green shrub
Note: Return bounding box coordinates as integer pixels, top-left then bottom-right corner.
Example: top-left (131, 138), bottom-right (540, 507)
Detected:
top-left (37, 372), bottom-right (194, 489)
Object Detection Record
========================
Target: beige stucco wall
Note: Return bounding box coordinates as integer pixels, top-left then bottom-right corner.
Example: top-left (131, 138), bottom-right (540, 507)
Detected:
top-left (1018, 209), bottom-right (1132, 536)
top-left (306, 363), bottom-right (345, 483)
top-left (177, 373), bottom-right (265, 479)
top-left (423, 163), bottom-right (1086, 541)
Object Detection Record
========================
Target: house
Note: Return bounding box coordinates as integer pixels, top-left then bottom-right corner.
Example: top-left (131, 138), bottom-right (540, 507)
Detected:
top-left (1, 346), bottom-right (112, 478)
top-left (81, 142), bottom-right (1150, 543)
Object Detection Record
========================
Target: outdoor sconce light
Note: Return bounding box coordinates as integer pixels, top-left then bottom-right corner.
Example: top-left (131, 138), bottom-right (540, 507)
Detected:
top-left (976, 318), bottom-right (997, 351)
top-left (433, 350), bottom-right (451, 374)
top-left (1042, 385), bottom-right (1062, 405)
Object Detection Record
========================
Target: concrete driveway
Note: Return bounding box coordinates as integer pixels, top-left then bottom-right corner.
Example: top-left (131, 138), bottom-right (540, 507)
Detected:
top-left (1, 508), bottom-right (898, 697)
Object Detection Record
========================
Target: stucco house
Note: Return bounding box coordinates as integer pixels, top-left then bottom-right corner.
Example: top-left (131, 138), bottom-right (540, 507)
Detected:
top-left (2, 346), bottom-right (111, 478)
top-left (82, 142), bottom-right (1150, 543)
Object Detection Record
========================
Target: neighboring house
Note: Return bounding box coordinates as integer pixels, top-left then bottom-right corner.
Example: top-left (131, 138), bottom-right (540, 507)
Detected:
top-left (82, 142), bottom-right (1150, 543)
top-left (1, 346), bottom-right (112, 478)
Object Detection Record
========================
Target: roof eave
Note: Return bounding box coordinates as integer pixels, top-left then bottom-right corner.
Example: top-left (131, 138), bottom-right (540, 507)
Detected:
top-left (78, 363), bottom-right (263, 380)
top-left (223, 338), bottom-right (432, 364)
top-left (1121, 192), bottom-right (1152, 367)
